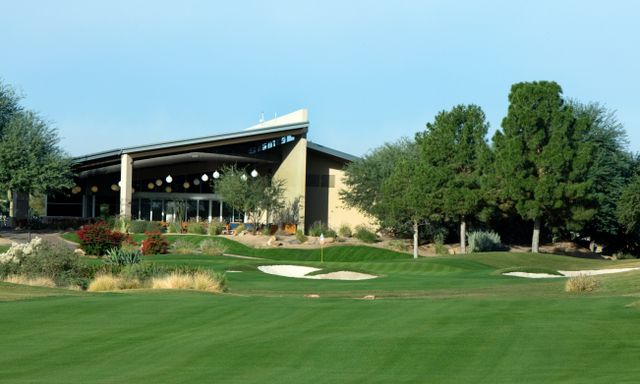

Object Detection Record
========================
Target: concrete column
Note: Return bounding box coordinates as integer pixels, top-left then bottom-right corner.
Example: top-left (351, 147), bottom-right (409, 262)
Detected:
top-left (119, 154), bottom-right (133, 218)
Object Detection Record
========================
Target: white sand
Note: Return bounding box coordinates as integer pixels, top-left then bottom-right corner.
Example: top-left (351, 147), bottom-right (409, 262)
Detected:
top-left (503, 267), bottom-right (640, 279)
top-left (503, 272), bottom-right (563, 279)
top-left (258, 265), bottom-right (377, 280)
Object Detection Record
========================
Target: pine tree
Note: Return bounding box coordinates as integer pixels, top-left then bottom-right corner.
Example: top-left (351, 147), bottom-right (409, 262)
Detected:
top-left (416, 105), bottom-right (491, 253)
top-left (493, 81), bottom-right (593, 253)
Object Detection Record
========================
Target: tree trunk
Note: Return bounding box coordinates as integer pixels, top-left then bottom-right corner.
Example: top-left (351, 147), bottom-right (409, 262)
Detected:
top-left (532, 217), bottom-right (541, 253)
top-left (460, 217), bottom-right (467, 254)
top-left (413, 219), bottom-right (419, 259)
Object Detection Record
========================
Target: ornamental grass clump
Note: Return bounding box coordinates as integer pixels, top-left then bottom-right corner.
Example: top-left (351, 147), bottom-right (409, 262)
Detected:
top-left (171, 239), bottom-right (199, 255)
top-left (199, 239), bottom-right (226, 256)
top-left (4, 274), bottom-right (56, 288)
top-left (151, 270), bottom-right (225, 292)
top-left (187, 221), bottom-right (206, 235)
top-left (208, 220), bottom-right (225, 236)
top-left (467, 230), bottom-right (504, 253)
top-left (565, 275), bottom-right (599, 293)
top-left (338, 224), bottom-right (352, 238)
top-left (87, 273), bottom-right (143, 291)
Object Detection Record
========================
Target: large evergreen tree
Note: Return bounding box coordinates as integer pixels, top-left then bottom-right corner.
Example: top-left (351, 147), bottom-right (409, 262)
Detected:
top-left (0, 111), bottom-right (74, 198)
top-left (493, 81), bottom-right (594, 253)
top-left (416, 104), bottom-right (491, 253)
top-left (569, 101), bottom-right (635, 248)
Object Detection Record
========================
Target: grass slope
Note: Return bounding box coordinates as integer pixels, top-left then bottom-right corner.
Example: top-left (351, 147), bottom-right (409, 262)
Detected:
top-left (5, 237), bottom-right (640, 383)
top-left (1, 291), bottom-right (639, 383)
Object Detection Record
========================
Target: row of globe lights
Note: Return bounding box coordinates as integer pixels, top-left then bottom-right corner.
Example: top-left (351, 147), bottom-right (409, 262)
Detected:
top-left (70, 169), bottom-right (259, 195)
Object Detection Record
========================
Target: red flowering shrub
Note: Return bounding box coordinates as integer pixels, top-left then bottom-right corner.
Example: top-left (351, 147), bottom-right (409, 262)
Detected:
top-left (141, 231), bottom-right (169, 255)
top-left (76, 221), bottom-right (128, 256)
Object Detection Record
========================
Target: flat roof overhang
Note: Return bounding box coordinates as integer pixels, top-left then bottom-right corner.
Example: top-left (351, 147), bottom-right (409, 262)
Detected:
top-left (73, 122), bottom-right (308, 172)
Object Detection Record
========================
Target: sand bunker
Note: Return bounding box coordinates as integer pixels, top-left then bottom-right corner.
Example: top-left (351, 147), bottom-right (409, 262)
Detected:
top-left (258, 265), bottom-right (377, 281)
top-left (504, 267), bottom-right (640, 279)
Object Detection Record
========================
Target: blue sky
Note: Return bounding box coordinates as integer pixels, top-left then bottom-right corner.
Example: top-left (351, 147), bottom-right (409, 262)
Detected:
top-left (1, 0), bottom-right (638, 156)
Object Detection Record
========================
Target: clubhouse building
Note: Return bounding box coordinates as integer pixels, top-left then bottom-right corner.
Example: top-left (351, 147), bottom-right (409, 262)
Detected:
top-left (46, 110), bottom-right (371, 232)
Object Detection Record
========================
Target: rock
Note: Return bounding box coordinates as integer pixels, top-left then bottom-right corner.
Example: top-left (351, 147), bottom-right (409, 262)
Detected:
top-left (288, 239), bottom-right (301, 245)
top-left (362, 295), bottom-right (376, 300)
top-left (73, 248), bottom-right (86, 256)
top-left (305, 294), bottom-right (320, 298)
top-left (267, 236), bottom-right (277, 246)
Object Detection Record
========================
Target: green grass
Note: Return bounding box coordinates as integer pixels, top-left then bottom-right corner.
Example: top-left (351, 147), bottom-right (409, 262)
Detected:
top-left (4, 237), bottom-right (640, 383)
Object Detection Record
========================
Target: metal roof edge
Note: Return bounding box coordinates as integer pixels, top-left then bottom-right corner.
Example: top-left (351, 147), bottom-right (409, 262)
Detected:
top-left (307, 142), bottom-right (359, 162)
top-left (74, 122), bottom-right (309, 164)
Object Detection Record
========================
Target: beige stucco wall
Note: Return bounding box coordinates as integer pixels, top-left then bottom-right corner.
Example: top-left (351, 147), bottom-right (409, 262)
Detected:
top-left (273, 137), bottom-right (307, 231)
top-left (305, 151), bottom-right (375, 232)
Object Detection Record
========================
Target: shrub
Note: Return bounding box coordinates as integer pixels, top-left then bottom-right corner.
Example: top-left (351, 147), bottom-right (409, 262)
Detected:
top-left (141, 232), bottom-right (169, 255)
top-left (565, 275), bottom-right (599, 293)
top-left (308, 221), bottom-right (325, 237)
top-left (199, 239), bottom-right (226, 256)
top-left (0, 237), bottom-right (90, 287)
top-left (234, 224), bottom-right (246, 235)
top-left (208, 220), bottom-right (225, 236)
top-left (187, 221), bottom-right (206, 235)
top-left (338, 224), bottom-right (352, 238)
top-left (171, 239), bottom-right (199, 255)
top-left (260, 226), bottom-right (271, 236)
top-left (120, 263), bottom-right (167, 282)
top-left (104, 248), bottom-right (141, 266)
top-left (355, 226), bottom-right (377, 243)
top-left (295, 229), bottom-right (308, 243)
top-left (146, 221), bottom-right (165, 233)
top-left (467, 231), bottom-right (504, 253)
top-left (113, 216), bottom-right (131, 233)
top-left (130, 220), bottom-right (148, 234)
top-left (433, 233), bottom-right (448, 255)
top-left (167, 222), bottom-right (182, 234)
top-left (76, 221), bottom-right (127, 256)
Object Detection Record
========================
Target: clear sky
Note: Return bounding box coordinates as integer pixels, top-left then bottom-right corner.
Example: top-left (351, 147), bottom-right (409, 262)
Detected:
top-left (1, 0), bottom-right (638, 157)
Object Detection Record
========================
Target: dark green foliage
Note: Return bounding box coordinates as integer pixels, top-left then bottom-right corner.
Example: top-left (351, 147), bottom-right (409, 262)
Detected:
top-left (493, 81), bottom-right (595, 251)
top-left (0, 111), bottom-right (73, 196)
top-left (354, 226), bottom-right (377, 243)
top-left (617, 175), bottom-right (640, 236)
top-left (570, 102), bottom-right (635, 245)
top-left (104, 248), bottom-right (142, 266)
top-left (416, 104), bottom-right (492, 252)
